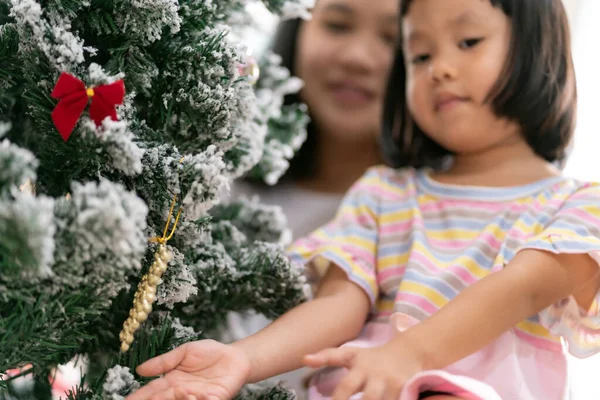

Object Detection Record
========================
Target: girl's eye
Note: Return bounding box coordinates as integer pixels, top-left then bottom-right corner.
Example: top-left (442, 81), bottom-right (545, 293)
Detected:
top-left (459, 37), bottom-right (483, 49)
top-left (324, 22), bottom-right (351, 33)
top-left (381, 32), bottom-right (397, 46)
top-left (411, 54), bottom-right (430, 64)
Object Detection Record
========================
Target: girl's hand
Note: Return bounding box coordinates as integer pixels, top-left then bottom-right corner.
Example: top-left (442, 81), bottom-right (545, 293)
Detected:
top-left (125, 340), bottom-right (251, 400)
top-left (303, 340), bottom-right (424, 400)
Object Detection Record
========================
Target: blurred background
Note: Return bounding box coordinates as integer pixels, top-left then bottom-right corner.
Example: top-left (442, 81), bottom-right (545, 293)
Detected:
top-left (562, 2), bottom-right (600, 394)
top-left (562, 0), bottom-right (600, 183)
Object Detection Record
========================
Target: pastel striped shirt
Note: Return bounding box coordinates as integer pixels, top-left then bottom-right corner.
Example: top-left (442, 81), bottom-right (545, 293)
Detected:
top-left (288, 166), bottom-right (600, 356)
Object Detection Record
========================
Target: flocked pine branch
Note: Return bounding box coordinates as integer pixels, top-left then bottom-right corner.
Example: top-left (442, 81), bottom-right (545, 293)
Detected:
top-left (248, 52), bottom-right (309, 185)
top-left (259, 0), bottom-right (314, 19)
top-left (1, 0), bottom-right (312, 399)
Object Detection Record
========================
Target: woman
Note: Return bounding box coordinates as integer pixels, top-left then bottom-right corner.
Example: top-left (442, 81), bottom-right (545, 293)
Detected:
top-left (228, 0), bottom-right (398, 398)
top-left (235, 0), bottom-right (398, 237)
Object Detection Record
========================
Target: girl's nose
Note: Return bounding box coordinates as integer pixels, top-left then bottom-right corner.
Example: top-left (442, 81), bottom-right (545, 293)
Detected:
top-left (428, 56), bottom-right (458, 83)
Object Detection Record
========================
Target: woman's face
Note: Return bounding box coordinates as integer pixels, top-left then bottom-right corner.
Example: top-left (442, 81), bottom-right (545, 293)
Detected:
top-left (295, 0), bottom-right (398, 143)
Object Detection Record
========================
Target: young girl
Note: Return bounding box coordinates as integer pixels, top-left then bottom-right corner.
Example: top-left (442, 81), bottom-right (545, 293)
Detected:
top-left (127, 1), bottom-right (600, 399)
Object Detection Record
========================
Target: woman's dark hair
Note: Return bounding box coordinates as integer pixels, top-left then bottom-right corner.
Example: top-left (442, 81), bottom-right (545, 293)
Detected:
top-left (381, 0), bottom-right (577, 169)
top-left (264, 18), bottom-right (319, 182)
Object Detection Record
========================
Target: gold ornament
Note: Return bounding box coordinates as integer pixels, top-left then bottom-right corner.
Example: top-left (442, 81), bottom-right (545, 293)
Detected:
top-left (119, 167), bottom-right (183, 352)
top-left (119, 242), bottom-right (173, 352)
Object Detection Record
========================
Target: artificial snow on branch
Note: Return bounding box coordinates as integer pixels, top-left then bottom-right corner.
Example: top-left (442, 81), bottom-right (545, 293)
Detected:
top-left (0, 0), bottom-right (311, 397)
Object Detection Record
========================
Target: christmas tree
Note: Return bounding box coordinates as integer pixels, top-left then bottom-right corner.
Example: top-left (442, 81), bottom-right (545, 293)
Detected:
top-left (0, 0), bottom-right (311, 399)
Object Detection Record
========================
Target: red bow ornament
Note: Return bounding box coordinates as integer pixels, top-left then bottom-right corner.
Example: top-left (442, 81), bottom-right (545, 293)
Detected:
top-left (51, 72), bottom-right (126, 141)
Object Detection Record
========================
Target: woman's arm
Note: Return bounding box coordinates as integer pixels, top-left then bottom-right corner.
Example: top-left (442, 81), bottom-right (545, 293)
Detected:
top-left (234, 264), bottom-right (371, 383)
top-left (395, 249), bottom-right (600, 370)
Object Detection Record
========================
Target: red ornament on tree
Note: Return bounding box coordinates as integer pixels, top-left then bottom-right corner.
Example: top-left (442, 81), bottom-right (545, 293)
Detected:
top-left (51, 72), bottom-right (126, 141)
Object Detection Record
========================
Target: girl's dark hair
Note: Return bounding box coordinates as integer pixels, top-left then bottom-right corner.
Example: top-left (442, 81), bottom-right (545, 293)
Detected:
top-left (381, 0), bottom-right (577, 169)
top-left (266, 18), bottom-right (319, 182)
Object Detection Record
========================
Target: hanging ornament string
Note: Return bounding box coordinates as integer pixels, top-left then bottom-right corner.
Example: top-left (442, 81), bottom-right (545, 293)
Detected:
top-left (51, 72), bottom-right (125, 141)
top-left (119, 159), bottom-right (184, 353)
top-left (148, 197), bottom-right (183, 245)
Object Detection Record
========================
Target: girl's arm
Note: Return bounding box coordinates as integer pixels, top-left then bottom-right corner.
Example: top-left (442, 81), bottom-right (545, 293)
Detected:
top-left (126, 265), bottom-right (370, 400)
top-left (395, 249), bottom-right (600, 370)
top-left (234, 264), bottom-right (371, 383)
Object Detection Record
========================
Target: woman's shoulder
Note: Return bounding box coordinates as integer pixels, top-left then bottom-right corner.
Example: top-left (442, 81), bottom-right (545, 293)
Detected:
top-left (354, 165), bottom-right (419, 198)
top-left (363, 164), bottom-right (416, 179)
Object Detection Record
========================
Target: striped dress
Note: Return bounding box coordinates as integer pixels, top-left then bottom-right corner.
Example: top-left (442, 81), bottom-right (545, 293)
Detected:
top-left (288, 166), bottom-right (600, 400)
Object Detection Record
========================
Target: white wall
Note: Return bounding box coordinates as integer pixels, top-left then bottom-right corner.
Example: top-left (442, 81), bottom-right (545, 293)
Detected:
top-left (561, 1), bottom-right (600, 397)
top-left (562, 0), bottom-right (600, 181)
top-left (563, 0), bottom-right (582, 22)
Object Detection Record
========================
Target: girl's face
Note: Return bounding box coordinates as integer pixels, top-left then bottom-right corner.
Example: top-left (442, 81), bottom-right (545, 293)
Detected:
top-left (295, 0), bottom-right (398, 143)
top-left (403, 0), bottom-right (522, 154)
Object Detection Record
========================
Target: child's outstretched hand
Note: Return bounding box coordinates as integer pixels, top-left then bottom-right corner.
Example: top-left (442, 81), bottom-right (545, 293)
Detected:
top-left (125, 339), bottom-right (251, 400)
top-left (304, 341), bottom-right (424, 400)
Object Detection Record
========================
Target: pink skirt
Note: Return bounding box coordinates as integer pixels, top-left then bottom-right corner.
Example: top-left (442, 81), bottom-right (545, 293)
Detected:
top-left (307, 313), bottom-right (567, 400)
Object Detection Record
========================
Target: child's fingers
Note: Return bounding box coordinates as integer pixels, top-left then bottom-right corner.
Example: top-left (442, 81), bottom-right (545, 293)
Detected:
top-left (125, 377), bottom-right (171, 400)
top-left (383, 380), bottom-right (404, 400)
top-left (332, 370), bottom-right (365, 400)
top-left (361, 379), bottom-right (386, 400)
top-left (302, 352), bottom-right (325, 368)
top-left (136, 344), bottom-right (189, 377)
top-left (304, 347), bottom-right (356, 368)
